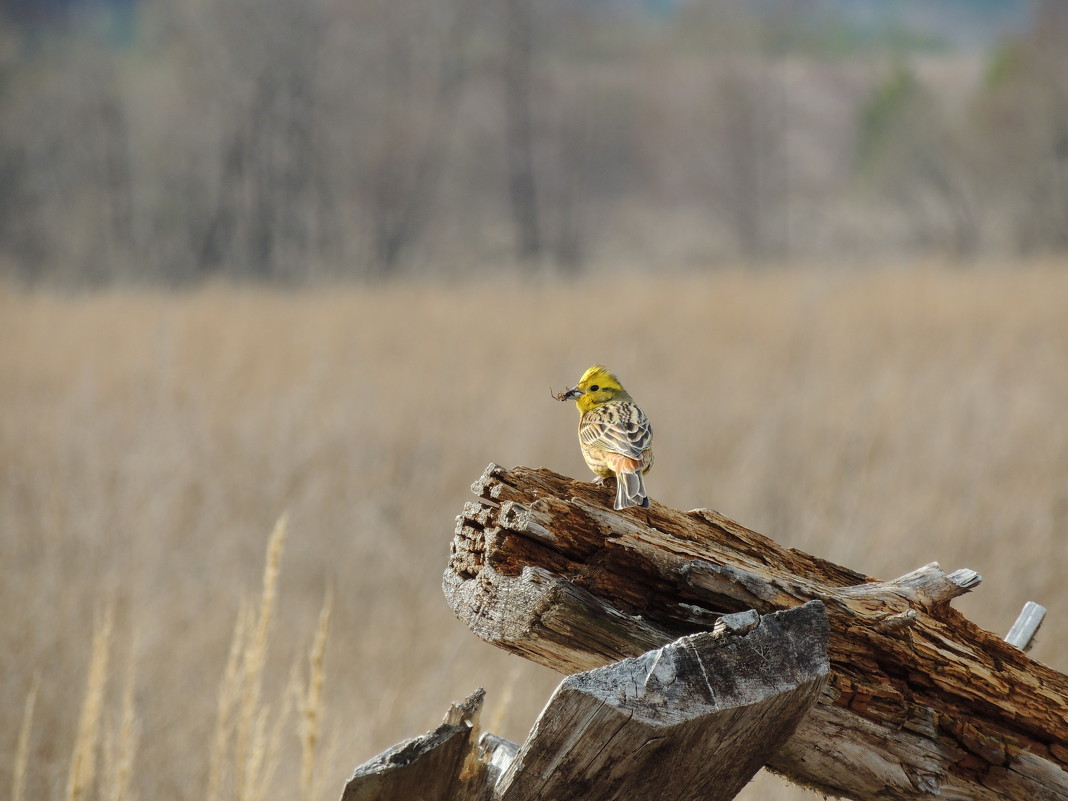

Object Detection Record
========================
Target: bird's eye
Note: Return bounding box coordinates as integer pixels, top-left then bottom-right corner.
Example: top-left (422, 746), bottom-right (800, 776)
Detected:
top-left (590, 385), bottom-right (600, 392)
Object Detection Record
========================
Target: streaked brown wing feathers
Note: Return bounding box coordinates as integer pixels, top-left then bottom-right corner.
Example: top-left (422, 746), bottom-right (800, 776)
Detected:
top-left (579, 402), bottom-right (651, 460)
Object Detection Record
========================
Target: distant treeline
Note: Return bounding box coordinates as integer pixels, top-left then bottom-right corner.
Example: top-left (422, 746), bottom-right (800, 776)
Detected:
top-left (0, 0), bottom-right (1066, 284)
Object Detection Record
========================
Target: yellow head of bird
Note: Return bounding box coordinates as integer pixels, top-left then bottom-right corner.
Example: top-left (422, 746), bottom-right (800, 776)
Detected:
top-left (559, 364), bottom-right (631, 414)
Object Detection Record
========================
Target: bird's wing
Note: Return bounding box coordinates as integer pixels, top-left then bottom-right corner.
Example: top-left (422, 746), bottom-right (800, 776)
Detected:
top-left (580, 402), bottom-right (652, 461)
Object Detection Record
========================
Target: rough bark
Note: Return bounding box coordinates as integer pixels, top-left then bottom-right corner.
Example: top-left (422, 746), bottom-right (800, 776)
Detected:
top-left (443, 463), bottom-right (1068, 801)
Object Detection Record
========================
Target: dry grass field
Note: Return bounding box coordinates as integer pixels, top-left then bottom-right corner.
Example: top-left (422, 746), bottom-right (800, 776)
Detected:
top-left (2, 264), bottom-right (1067, 801)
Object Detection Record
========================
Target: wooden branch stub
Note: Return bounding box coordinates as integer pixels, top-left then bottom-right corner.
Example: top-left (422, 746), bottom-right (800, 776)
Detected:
top-left (839, 562), bottom-right (983, 610)
top-left (712, 608), bottom-right (760, 636)
top-left (341, 689), bottom-right (491, 801)
top-left (445, 464), bottom-right (1068, 801)
top-left (496, 602), bottom-right (828, 801)
top-left (1006, 601), bottom-right (1048, 652)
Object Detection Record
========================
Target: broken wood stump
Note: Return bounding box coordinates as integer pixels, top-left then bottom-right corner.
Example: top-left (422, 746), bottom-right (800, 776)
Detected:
top-left (341, 689), bottom-right (491, 801)
top-left (443, 464), bottom-right (1068, 801)
top-left (342, 603), bottom-right (828, 801)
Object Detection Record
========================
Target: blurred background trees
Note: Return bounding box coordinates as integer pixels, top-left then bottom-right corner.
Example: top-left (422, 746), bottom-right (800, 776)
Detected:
top-left (0, 0), bottom-right (1065, 284)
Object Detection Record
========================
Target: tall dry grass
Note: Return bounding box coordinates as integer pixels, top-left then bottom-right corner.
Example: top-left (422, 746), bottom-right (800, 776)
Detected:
top-left (298, 587), bottom-right (332, 801)
top-left (12, 673), bottom-right (39, 801)
top-left (2, 264), bottom-right (1067, 801)
top-left (66, 606), bottom-right (113, 801)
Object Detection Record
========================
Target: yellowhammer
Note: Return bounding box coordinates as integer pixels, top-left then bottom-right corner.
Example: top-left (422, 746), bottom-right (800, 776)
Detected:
top-left (556, 365), bottom-right (653, 510)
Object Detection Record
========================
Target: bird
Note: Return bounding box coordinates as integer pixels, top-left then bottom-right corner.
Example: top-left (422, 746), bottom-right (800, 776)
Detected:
top-left (556, 365), bottom-right (653, 510)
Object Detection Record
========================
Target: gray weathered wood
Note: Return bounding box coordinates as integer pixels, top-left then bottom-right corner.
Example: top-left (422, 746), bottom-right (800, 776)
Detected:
top-left (1006, 601), bottom-right (1047, 652)
top-left (496, 602), bottom-right (828, 801)
top-left (444, 464), bottom-right (1068, 801)
top-left (342, 605), bottom-right (827, 801)
top-left (341, 689), bottom-right (492, 801)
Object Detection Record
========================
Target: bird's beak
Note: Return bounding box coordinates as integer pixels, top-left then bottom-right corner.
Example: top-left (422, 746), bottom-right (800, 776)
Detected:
top-left (561, 386), bottom-right (584, 401)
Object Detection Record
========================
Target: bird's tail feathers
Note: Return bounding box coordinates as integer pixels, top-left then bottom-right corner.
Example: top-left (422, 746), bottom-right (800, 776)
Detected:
top-left (614, 470), bottom-right (649, 510)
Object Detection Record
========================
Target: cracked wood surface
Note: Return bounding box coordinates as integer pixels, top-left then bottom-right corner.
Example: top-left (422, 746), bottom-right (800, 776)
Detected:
top-left (443, 464), bottom-right (1068, 801)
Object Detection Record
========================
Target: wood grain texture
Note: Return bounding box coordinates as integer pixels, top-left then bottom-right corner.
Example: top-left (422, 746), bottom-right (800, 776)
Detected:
top-left (443, 464), bottom-right (1068, 801)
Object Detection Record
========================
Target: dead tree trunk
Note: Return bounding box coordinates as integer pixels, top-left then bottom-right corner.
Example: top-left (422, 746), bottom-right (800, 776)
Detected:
top-left (443, 464), bottom-right (1068, 801)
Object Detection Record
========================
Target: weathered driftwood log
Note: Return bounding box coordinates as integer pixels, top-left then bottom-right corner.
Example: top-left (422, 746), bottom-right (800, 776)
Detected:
top-left (443, 464), bottom-right (1068, 801)
top-left (342, 604), bottom-right (828, 801)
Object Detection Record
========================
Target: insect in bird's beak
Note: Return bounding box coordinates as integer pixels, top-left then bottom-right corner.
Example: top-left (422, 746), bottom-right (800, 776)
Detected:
top-left (555, 386), bottom-right (584, 401)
